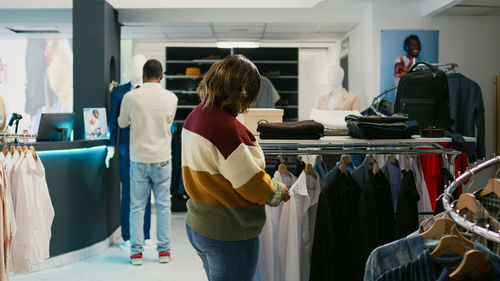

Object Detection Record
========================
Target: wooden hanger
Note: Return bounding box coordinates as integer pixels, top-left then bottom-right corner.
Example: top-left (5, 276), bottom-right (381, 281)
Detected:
top-left (16, 145), bottom-right (22, 154)
top-left (304, 163), bottom-right (318, 179)
top-left (420, 217), bottom-right (474, 248)
top-left (2, 145), bottom-right (8, 156)
top-left (22, 145), bottom-right (28, 155)
top-left (29, 146), bottom-right (37, 161)
top-left (388, 155), bottom-right (397, 165)
top-left (278, 163), bottom-right (291, 178)
top-left (477, 178), bottom-right (500, 198)
top-left (366, 155), bottom-right (375, 164)
top-left (9, 145), bottom-right (15, 155)
top-left (372, 162), bottom-right (379, 175)
top-left (455, 193), bottom-right (478, 213)
top-left (430, 234), bottom-right (467, 258)
top-left (449, 250), bottom-right (492, 280)
top-left (339, 155), bottom-right (350, 176)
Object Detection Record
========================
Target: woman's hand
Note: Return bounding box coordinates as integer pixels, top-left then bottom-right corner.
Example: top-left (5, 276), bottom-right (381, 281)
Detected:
top-left (281, 183), bottom-right (291, 202)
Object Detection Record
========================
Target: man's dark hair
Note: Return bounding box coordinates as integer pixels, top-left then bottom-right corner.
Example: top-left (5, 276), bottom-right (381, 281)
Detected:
top-left (143, 59), bottom-right (163, 79)
top-left (403, 34), bottom-right (421, 52)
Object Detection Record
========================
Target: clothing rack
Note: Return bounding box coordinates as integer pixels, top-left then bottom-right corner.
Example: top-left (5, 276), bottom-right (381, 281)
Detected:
top-left (0, 133), bottom-right (37, 144)
top-left (442, 155), bottom-right (500, 243)
top-left (258, 136), bottom-right (467, 156)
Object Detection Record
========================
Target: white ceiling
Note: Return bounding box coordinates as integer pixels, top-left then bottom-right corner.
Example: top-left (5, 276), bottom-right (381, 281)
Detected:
top-left (0, 0), bottom-right (498, 41)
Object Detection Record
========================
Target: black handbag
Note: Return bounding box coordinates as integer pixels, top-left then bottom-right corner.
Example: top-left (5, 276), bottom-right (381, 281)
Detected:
top-left (394, 61), bottom-right (452, 130)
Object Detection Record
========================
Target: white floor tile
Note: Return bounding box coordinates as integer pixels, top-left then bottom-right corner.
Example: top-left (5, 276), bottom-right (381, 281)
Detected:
top-left (11, 213), bottom-right (208, 281)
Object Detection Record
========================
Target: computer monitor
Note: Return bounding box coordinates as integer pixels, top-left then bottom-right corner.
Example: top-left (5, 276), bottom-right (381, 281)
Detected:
top-left (37, 113), bottom-right (76, 142)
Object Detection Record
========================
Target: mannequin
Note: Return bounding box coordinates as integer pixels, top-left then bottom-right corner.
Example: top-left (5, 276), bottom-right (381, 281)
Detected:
top-left (317, 65), bottom-right (361, 111)
top-left (106, 54), bottom-right (152, 246)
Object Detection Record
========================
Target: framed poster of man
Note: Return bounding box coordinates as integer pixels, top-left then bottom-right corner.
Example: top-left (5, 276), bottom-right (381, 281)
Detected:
top-left (83, 107), bottom-right (109, 139)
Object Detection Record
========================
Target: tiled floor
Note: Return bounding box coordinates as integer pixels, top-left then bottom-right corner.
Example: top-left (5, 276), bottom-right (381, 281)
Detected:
top-left (11, 213), bottom-right (208, 281)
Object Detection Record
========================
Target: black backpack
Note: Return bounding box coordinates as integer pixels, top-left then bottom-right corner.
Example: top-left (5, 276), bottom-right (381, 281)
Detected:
top-left (394, 61), bottom-right (451, 130)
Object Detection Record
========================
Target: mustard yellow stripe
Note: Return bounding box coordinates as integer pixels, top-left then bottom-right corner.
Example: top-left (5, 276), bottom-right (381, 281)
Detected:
top-left (183, 167), bottom-right (262, 208)
top-left (234, 170), bottom-right (274, 205)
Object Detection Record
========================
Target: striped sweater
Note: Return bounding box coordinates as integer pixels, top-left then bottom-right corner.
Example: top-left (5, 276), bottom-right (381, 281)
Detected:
top-left (182, 104), bottom-right (284, 241)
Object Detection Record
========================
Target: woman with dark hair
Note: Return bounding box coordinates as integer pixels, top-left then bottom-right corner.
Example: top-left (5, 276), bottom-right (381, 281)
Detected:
top-left (394, 34), bottom-right (422, 87)
top-left (182, 54), bottom-right (290, 281)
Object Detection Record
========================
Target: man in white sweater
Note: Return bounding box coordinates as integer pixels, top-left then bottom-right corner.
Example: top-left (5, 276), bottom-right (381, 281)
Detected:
top-left (118, 59), bottom-right (178, 265)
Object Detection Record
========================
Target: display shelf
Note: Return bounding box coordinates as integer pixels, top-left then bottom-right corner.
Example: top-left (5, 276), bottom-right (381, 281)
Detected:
top-left (254, 60), bottom-right (298, 64)
top-left (166, 47), bottom-right (298, 121)
top-left (166, 59), bottom-right (221, 64)
top-left (263, 75), bottom-right (298, 79)
top-left (177, 105), bottom-right (197, 109)
top-left (165, 75), bottom-right (202, 79)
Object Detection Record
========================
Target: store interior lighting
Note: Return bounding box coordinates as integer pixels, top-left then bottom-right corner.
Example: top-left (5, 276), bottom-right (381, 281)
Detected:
top-left (216, 41), bottom-right (260, 48)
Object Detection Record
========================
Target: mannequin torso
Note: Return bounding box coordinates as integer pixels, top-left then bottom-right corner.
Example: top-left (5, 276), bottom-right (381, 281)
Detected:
top-left (318, 66), bottom-right (361, 111)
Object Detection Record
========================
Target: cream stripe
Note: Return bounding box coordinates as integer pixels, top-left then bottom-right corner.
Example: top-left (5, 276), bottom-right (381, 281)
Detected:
top-left (220, 143), bottom-right (265, 188)
top-left (181, 129), bottom-right (221, 174)
top-left (182, 128), bottom-right (267, 189)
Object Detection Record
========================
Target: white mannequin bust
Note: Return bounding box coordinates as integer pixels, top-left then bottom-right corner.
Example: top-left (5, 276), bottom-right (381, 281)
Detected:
top-left (131, 54), bottom-right (147, 88)
top-left (326, 65), bottom-right (344, 110)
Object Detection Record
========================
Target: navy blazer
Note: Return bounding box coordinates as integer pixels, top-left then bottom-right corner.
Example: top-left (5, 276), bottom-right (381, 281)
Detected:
top-left (447, 73), bottom-right (485, 161)
top-left (108, 82), bottom-right (132, 149)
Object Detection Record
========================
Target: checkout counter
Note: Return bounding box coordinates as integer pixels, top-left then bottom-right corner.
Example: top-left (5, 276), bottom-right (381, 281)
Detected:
top-left (35, 139), bottom-right (120, 257)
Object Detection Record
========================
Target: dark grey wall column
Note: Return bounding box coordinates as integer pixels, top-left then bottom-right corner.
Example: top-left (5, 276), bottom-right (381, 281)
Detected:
top-left (73, 0), bottom-right (120, 140)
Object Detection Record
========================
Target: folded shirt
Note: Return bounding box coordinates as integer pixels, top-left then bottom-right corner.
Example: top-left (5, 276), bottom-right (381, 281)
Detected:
top-left (259, 132), bottom-right (323, 140)
top-left (257, 120), bottom-right (324, 135)
top-left (347, 120), bottom-right (419, 139)
top-left (345, 113), bottom-right (409, 124)
top-left (309, 109), bottom-right (360, 130)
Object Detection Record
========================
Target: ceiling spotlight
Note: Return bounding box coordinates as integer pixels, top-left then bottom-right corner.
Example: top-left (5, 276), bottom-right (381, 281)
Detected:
top-left (216, 41), bottom-right (260, 48)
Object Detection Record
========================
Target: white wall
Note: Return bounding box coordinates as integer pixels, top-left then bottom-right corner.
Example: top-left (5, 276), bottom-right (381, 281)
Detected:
top-left (298, 46), bottom-right (338, 120)
top-left (347, 1), bottom-right (500, 189)
top-left (346, 3), bottom-right (374, 109)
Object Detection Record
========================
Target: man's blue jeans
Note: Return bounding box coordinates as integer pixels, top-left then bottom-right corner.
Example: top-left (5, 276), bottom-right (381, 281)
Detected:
top-left (186, 224), bottom-right (259, 281)
top-left (130, 160), bottom-right (172, 255)
top-left (119, 145), bottom-right (151, 241)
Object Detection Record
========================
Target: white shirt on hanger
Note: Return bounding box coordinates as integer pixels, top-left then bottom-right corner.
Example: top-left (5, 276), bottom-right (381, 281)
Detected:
top-left (254, 171), bottom-right (291, 281)
top-left (410, 156), bottom-right (433, 223)
top-left (277, 171), bottom-right (321, 281)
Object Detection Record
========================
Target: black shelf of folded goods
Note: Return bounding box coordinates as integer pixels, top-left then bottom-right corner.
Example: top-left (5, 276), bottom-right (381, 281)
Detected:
top-left (166, 47), bottom-right (298, 122)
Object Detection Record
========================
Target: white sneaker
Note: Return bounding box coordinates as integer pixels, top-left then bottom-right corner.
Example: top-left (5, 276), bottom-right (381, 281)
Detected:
top-left (129, 253), bottom-right (143, 266)
top-left (159, 252), bottom-right (172, 263)
top-left (120, 240), bottom-right (131, 251)
top-left (144, 239), bottom-right (155, 250)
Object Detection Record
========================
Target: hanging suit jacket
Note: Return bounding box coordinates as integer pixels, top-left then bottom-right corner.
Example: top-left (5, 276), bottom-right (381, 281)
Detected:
top-left (317, 89), bottom-right (361, 111)
top-left (447, 73), bottom-right (485, 162)
top-left (394, 170), bottom-right (420, 239)
top-left (108, 82), bottom-right (132, 149)
top-left (309, 171), bottom-right (361, 281)
top-left (351, 170), bottom-right (394, 281)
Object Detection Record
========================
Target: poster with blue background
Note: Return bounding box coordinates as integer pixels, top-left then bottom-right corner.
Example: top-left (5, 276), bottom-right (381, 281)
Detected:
top-left (380, 29), bottom-right (439, 103)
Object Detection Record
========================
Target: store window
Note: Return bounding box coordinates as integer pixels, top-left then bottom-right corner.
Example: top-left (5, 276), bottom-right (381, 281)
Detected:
top-left (0, 38), bottom-right (73, 134)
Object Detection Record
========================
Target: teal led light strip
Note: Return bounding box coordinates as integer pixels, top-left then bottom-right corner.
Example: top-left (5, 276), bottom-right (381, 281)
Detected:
top-left (36, 145), bottom-right (107, 155)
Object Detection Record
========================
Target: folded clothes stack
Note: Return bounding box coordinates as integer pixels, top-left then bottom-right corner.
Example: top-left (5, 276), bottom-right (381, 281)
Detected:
top-left (257, 120), bottom-right (324, 139)
top-left (345, 113), bottom-right (419, 139)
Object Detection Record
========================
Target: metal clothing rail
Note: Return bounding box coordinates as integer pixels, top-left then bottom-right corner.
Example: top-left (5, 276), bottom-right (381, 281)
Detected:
top-left (0, 133), bottom-right (37, 144)
top-left (258, 136), bottom-right (465, 156)
top-left (442, 156), bottom-right (500, 243)
top-left (0, 133), bottom-right (37, 138)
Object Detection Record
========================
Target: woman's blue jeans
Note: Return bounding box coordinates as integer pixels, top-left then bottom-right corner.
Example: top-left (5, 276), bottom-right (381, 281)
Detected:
top-left (186, 224), bottom-right (259, 281)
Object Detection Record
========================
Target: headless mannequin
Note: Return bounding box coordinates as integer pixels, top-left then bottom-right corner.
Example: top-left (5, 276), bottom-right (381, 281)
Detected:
top-left (326, 66), bottom-right (344, 110)
top-left (106, 54), bottom-right (147, 165)
top-left (318, 65), bottom-right (361, 111)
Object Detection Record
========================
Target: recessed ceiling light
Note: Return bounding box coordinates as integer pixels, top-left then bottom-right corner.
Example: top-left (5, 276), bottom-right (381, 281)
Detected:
top-left (216, 41), bottom-right (260, 48)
